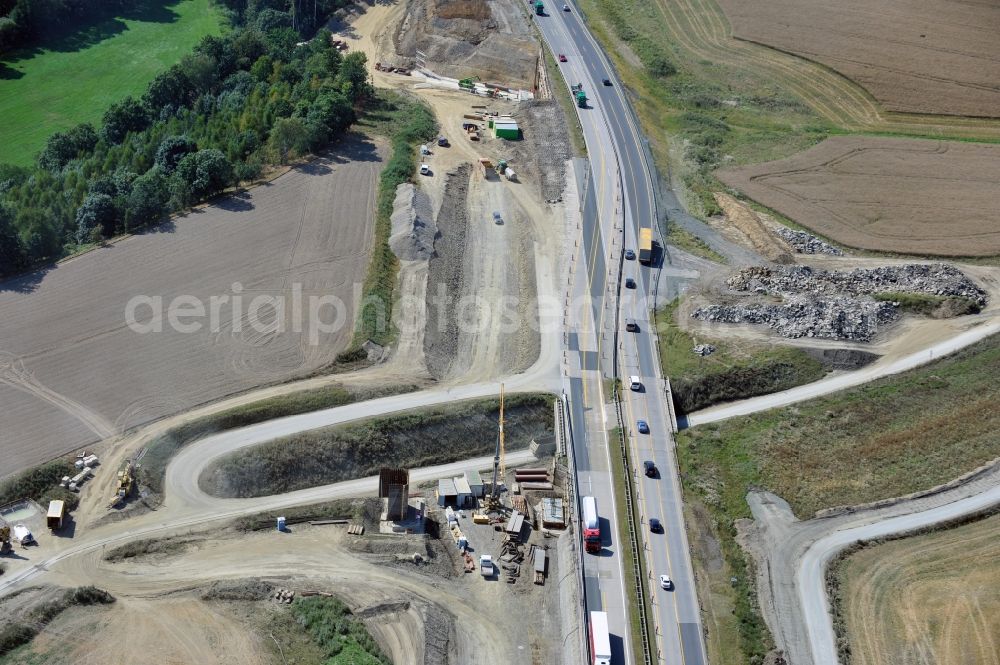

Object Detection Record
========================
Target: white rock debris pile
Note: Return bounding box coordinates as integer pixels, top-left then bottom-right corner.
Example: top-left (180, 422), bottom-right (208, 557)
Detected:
top-left (727, 264), bottom-right (987, 306)
top-left (695, 298), bottom-right (897, 342)
top-left (693, 263), bottom-right (986, 342)
top-left (774, 227), bottom-right (843, 255)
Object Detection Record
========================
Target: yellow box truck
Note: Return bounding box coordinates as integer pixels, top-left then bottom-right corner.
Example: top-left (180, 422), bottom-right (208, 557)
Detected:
top-left (638, 227), bottom-right (653, 264)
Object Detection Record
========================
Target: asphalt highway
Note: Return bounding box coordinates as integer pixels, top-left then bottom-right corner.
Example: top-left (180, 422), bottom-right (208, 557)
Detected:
top-left (536, 6), bottom-right (708, 664)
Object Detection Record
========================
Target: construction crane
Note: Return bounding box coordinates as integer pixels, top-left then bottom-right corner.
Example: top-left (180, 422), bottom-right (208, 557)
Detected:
top-left (486, 384), bottom-right (506, 510)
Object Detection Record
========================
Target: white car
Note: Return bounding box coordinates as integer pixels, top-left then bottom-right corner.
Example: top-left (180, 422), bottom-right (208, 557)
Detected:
top-left (659, 575), bottom-right (673, 590)
top-left (493, 211), bottom-right (503, 224)
top-left (420, 164), bottom-right (430, 175)
top-left (629, 375), bottom-right (642, 391)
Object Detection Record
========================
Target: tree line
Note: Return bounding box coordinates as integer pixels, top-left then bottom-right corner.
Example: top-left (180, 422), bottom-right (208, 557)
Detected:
top-left (0, 0), bottom-right (364, 278)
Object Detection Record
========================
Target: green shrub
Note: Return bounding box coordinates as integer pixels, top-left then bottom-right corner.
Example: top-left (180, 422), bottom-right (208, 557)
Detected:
top-left (0, 459), bottom-right (76, 507)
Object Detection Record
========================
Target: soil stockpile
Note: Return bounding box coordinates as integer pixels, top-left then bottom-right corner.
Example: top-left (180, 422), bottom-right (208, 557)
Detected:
top-left (0, 136), bottom-right (383, 478)
top-left (198, 393), bottom-right (554, 498)
top-left (715, 0), bottom-right (1000, 117)
top-left (389, 183), bottom-right (437, 261)
top-left (717, 136), bottom-right (1000, 256)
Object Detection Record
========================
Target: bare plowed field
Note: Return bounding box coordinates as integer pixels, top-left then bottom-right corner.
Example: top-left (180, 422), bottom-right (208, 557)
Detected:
top-left (715, 0), bottom-right (1000, 118)
top-left (0, 135), bottom-right (382, 477)
top-left (836, 513), bottom-right (1000, 665)
top-left (716, 136), bottom-right (1000, 256)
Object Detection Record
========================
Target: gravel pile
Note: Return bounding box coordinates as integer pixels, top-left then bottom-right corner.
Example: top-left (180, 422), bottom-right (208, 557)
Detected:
top-left (693, 263), bottom-right (987, 341)
top-left (727, 263), bottom-right (987, 307)
top-left (774, 227), bottom-right (843, 255)
top-left (694, 297), bottom-right (897, 342)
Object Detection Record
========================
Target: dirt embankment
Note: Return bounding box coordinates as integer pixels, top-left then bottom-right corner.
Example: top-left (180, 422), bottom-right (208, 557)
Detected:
top-left (393, 0), bottom-right (539, 88)
top-left (424, 165), bottom-right (472, 379)
top-left (198, 393), bottom-right (554, 498)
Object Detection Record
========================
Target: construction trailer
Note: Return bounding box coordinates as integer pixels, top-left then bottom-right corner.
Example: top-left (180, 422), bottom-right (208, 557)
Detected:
top-left (454, 476), bottom-right (473, 508)
top-left (464, 469), bottom-right (485, 498)
top-left (46, 500), bottom-right (65, 530)
top-left (533, 547), bottom-right (547, 584)
top-left (489, 117), bottom-right (520, 140)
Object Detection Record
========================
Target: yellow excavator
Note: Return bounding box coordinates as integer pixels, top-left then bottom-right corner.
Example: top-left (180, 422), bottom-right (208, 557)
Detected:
top-left (111, 459), bottom-right (135, 507)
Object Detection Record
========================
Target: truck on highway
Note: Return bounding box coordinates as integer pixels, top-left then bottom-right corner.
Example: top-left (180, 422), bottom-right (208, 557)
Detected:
top-left (638, 227), bottom-right (653, 264)
top-left (589, 611), bottom-right (612, 665)
top-left (534, 0), bottom-right (544, 15)
top-left (581, 495), bottom-right (602, 553)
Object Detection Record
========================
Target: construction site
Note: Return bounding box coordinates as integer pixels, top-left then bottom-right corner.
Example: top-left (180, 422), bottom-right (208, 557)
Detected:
top-left (0, 0), bottom-right (585, 660)
top-left (0, 382), bottom-right (579, 664)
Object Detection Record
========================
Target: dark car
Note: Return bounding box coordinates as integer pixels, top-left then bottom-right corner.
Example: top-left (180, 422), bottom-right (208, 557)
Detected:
top-left (602, 78), bottom-right (612, 86)
top-left (649, 518), bottom-right (663, 533)
top-left (625, 277), bottom-right (636, 289)
top-left (637, 419), bottom-right (649, 434)
top-left (625, 318), bottom-right (638, 332)
top-left (624, 249), bottom-right (635, 260)
top-left (643, 460), bottom-right (657, 478)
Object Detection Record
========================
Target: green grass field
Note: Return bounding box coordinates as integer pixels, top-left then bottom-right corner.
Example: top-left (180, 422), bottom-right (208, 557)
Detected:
top-left (0, 0), bottom-right (224, 166)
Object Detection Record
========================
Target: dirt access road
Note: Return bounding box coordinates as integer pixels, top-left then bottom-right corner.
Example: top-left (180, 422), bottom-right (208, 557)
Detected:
top-left (716, 0), bottom-right (1000, 118)
top-left (0, 136), bottom-right (383, 477)
top-left (742, 456), bottom-right (1000, 665)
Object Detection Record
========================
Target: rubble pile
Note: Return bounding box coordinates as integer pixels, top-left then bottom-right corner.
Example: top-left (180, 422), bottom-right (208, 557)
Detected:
top-left (774, 227), bottom-right (843, 255)
top-left (693, 263), bottom-right (987, 342)
top-left (727, 263), bottom-right (987, 306)
top-left (694, 297), bottom-right (897, 342)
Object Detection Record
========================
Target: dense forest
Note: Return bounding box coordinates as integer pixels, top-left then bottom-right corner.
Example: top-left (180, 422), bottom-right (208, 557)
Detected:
top-left (0, 0), bottom-right (363, 278)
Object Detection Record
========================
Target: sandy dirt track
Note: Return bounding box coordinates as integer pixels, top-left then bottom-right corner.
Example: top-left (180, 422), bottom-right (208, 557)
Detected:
top-left (715, 0), bottom-right (1000, 118)
top-left (838, 512), bottom-right (1000, 665)
top-left (717, 136), bottom-right (1000, 256)
top-left (0, 136), bottom-right (383, 477)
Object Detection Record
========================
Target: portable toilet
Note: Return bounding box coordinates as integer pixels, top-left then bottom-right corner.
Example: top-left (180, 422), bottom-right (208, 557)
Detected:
top-left (276, 516), bottom-right (286, 532)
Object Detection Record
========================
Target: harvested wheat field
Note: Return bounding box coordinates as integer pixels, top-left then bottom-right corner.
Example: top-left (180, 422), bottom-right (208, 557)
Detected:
top-left (0, 135), bottom-right (383, 477)
top-left (715, 0), bottom-right (1000, 117)
top-left (717, 136), bottom-right (1000, 256)
top-left (836, 513), bottom-right (1000, 665)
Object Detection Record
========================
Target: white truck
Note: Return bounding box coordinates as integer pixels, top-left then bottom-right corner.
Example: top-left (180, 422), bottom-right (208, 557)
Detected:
top-left (589, 611), bottom-right (612, 665)
top-left (479, 554), bottom-right (494, 577)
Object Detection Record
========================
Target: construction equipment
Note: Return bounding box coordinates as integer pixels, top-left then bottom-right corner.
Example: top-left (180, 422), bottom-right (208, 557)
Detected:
top-left (111, 459), bottom-right (134, 507)
top-left (485, 384), bottom-right (507, 510)
top-left (459, 76), bottom-right (480, 90)
top-left (479, 157), bottom-right (493, 176)
top-left (571, 83), bottom-right (587, 108)
top-left (0, 522), bottom-right (11, 556)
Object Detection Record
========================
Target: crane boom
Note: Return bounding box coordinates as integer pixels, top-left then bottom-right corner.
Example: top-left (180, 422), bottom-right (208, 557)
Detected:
top-left (490, 384), bottom-right (506, 503)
